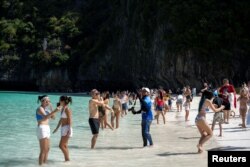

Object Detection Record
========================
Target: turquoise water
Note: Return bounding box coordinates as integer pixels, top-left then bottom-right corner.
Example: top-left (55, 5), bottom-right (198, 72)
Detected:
top-left (0, 91), bottom-right (89, 166)
top-left (2, 92), bottom-right (249, 167)
top-left (0, 91), bottom-right (146, 167)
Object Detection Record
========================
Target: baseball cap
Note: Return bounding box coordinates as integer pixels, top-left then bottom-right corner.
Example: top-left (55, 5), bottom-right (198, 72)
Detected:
top-left (142, 87), bottom-right (150, 93)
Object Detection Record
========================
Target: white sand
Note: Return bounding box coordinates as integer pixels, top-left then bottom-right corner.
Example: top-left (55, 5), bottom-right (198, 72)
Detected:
top-left (46, 96), bottom-right (250, 167)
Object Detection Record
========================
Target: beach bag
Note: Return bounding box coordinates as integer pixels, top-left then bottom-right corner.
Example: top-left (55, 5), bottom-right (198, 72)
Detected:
top-left (247, 108), bottom-right (250, 125)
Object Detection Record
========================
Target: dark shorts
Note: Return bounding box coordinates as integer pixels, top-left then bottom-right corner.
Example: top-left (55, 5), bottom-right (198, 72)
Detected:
top-left (168, 100), bottom-right (172, 106)
top-left (122, 103), bottom-right (128, 110)
top-left (222, 101), bottom-right (231, 110)
top-left (156, 105), bottom-right (163, 111)
top-left (89, 118), bottom-right (100, 135)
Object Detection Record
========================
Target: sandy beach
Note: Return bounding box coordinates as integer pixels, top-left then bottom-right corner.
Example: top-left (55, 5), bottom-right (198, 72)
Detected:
top-left (49, 96), bottom-right (249, 167)
top-left (0, 93), bottom-right (249, 167)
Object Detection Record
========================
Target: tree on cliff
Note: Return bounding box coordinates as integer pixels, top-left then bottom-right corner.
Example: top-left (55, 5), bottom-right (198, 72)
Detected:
top-left (0, 0), bottom-right (249, 90)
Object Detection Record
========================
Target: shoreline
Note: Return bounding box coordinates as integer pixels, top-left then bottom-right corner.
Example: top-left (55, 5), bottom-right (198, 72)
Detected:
top-left (0, 90), bottom-right (90, 97)
top-left (0, 94), bottom-right (249, 166)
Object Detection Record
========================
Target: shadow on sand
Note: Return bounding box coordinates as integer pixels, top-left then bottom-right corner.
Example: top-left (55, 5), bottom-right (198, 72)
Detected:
top-left (178, 136), bottom-right (200, 140)
top-left (68, 145), bottom-right (142, 150)
top-left (157, 152), bottom-right (198, 157)
top-left (208, 146), bottom-right (250, 151)
top-left (94, 146), bottom-right (142, 150)
top-left (223, 129), bottom-right (248, 133)
top-left (222, 126), bottom-right (244, 130)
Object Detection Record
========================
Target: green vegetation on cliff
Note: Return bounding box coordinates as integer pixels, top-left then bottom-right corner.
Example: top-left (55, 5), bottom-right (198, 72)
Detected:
top-left (0, 0), bottom-right (249, 91)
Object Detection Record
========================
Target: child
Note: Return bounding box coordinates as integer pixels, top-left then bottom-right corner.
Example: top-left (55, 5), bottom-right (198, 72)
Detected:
top-left (211, 94), bottom-right (224, 136)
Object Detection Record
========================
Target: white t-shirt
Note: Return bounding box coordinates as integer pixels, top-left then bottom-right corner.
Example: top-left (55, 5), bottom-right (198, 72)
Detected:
top-left (177, 95), bottom-right (183, 100)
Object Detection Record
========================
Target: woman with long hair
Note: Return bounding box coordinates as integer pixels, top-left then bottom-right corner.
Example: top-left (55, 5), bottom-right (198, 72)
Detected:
top-left (111, 93), bottom-right (122, 129)
top-left (53, 96), bottom-right (73, 161)
top-left (195, 90), bottom-right (225, 153)
top-left (237, 88), bottom-right (249, 128)
top-left (36, 95), bottom-right (60, 165)
top-left (155, 90), bottom-right (166, 124)
top-left (103, 92), bottom-right (114, 130)
top-left (184, 86), bottom-right (192, 121)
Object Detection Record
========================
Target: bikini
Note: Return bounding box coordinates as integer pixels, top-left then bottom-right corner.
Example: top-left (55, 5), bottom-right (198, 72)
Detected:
top-left (36, 107), bottom-right (50, 121)
top-left (112, 100), bottom-right (120, 111)
top-left (61, 108), bottom-right (68, 118)
top-left (195, 103), bottom-right (206, 123)
top-left (239, 97), bottom-right (248, 110)
top-left (36, 107), bottom-right (51, 139)
top-left (60, 108), bottom-right (73, 137)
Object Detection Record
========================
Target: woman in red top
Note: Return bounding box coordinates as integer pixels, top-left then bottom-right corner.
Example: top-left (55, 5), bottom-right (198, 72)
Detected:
top-left (155, 90), bottom-right (166, 124)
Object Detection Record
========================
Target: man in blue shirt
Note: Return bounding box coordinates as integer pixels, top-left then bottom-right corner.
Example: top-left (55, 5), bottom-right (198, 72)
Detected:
top-left (132, 87), bottom-right (153, 147)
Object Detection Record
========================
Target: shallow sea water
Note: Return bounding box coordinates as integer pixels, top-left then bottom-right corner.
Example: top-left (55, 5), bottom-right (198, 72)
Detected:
top-left (0, 91), bottom-right (148, 167)
top-left (0, 91), bottom-right (215, 167)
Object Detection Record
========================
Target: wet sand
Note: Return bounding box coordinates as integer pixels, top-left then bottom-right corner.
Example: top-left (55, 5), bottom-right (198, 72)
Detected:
top-left (50, 96), bottom-right (215, 167)
top-left (46, 96), bottom-right (249, 167)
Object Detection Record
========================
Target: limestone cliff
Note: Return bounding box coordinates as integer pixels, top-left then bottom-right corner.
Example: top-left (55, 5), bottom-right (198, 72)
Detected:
top-left (0, 0), bottom-right (249, 91)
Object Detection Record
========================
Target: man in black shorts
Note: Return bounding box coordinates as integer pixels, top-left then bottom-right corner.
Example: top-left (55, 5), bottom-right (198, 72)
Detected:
top-left (88, 89), bottom-right (113, 148)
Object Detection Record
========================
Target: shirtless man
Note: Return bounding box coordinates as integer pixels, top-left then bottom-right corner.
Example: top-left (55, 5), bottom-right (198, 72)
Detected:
top-left (88, 89), bottom-right (113, 149)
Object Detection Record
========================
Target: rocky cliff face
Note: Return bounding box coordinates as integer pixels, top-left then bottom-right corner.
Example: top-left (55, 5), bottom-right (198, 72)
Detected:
top-left (75, 0), bottom-right (250, 91)
top-left (1, 0), bottom-right (249, 92)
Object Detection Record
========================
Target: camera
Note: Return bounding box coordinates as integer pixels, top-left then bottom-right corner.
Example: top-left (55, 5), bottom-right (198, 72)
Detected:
top-left (128, 106), bottom-right (138, 114)
top-left (128, 106), bottom-right (135, 112)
